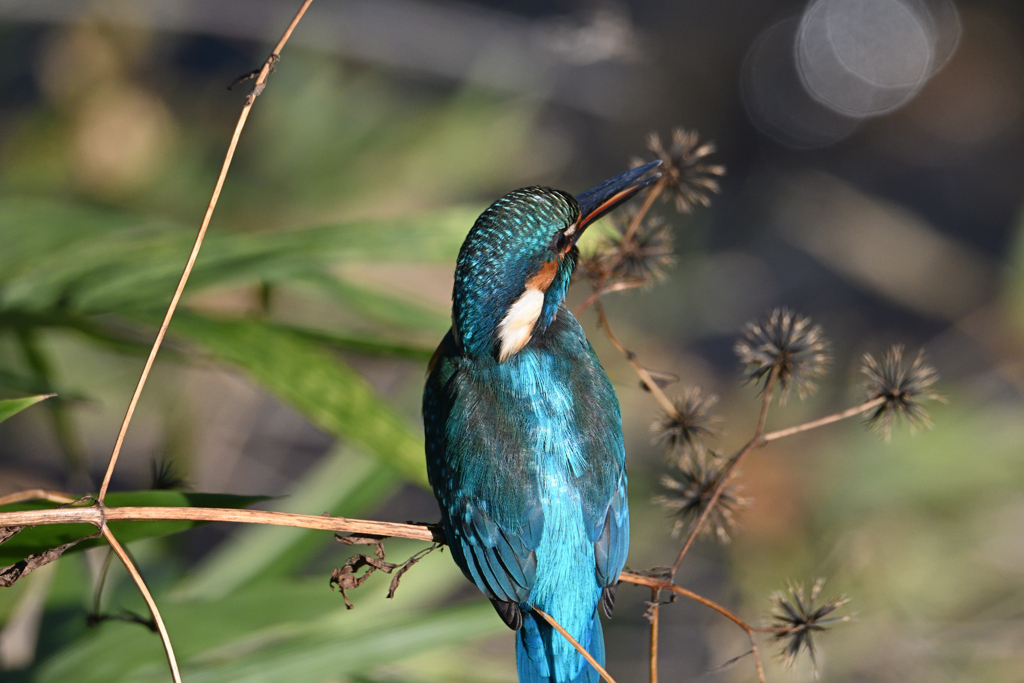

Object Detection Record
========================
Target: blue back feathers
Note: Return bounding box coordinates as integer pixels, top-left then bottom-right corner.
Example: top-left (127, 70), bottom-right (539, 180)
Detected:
top-left (424, 185), bottom-right (628, 683)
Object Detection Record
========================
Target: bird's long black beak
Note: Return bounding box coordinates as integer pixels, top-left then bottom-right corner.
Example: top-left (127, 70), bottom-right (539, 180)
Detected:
top-left (574, 160), bottom-right (662, 233)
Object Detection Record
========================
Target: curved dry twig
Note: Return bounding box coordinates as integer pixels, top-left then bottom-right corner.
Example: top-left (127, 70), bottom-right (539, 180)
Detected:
top-left (593, 301), bottom-right (677, 417)
top-left (667, 367), bottom-right (778, 579)
top-left (0, 489), bottom-right (76, 506)
top-left (620, 572), bottom-right (766, 683)
top-left (97, 0), bottom-right (316, 503)
top-left (533, 607), bottom-right (617, 683)
top-left (101, 527), bottom-right (181, 683)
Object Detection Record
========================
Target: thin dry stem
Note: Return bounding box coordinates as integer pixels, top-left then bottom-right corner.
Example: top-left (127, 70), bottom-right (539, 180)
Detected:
top-left (664, 392), bottom-right (886, 575)
top-left (620, 573), bottom-right (766, 683)
top-left (0, 489), bottom-right (75, 506)
top-left (574, 288), bottom-right (605, 318)
top-left (532, 607), bottom-right (617, 683)
top-left (101, 527), bottom-right (181, 683)
top-left (575, 280), bottom-right (646, 315)
top-left (762, 397), bottom-right (885, 442)
top-left (594, 301), bottom-right (677, 416)
top-left (649, 588), bottom-right (659, 683)
top-left (0, 505), bottom-right (441, 543)
top-left (97, 0), bottom-right (316, 502)
top-left (621, 182), bottom-right (665, 246)
top-left (573, 181), bottom-right (665, 317)
top-left (669, 368), bottom-right (778, 578)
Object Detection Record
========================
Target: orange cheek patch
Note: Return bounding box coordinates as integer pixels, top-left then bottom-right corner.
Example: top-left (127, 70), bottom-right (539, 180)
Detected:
top-left (526, 260), bottom-right (559, 292)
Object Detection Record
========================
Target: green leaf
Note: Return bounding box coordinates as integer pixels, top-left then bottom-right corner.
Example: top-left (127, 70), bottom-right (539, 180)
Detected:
top-left (39, 589), bottom-right (500, 683)
top-left (0, 393), bottom-right (54, 424)
top-left (298, 272), bottom-right (450, 335)
top-left (0, 197), bottom-right (470, 316)
top-left (281, 323), bottom-right (434, 361)
top-left (174, 445), bottom-right (400, 600)
top-left (0, 491), bottom-right (271, 565)
top-left (176, 601), bottom-right (502, 683)
top-left (170, 314), bottom-right (428, 485)
top-left (36, 545), bottom-right (492, 683)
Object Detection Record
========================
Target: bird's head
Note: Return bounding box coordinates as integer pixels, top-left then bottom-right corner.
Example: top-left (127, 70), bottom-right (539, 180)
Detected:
top-left (451, 160), bottom-right (661, 362)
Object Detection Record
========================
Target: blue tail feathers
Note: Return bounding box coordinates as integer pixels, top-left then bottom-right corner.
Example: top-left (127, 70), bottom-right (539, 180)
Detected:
top-left (516, 609), bottom-right (604, 683)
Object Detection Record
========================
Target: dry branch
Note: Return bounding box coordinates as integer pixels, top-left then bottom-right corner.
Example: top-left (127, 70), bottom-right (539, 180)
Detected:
top-left (533, 607), bottom-right (617, 683)
top-left (97, 0), bottom-right (316, 503)
top-left (620, 572), bottom-right (766, 683)
top-left (0, 505), bottom-right (441, 542)
top-left (102, 527), bottom-right (182, 683)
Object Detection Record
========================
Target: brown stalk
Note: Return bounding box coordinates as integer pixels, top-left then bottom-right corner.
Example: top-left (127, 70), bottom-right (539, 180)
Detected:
top-left (574, 280), bottom-right (646, 318)
top-left (101, 526), bottom-right (181, 683)
top-left (620, 573), bottom-right (766, 683)
top-left (664, 392), bottom-right (886, 577)
top-left (573, 180), bottom-right (665, 317)
top-left (573, 289), bottom-right (605, 319)
top-left (593, 301), bottom-right (677, 417)
top-left (621, 182), bottom-right (664, 246)
top-left (0, 489), bottom-right (76, 506)
top-left (0, 505), bottom-right (441, 543)
top-left (97, 0), bottom-right (316, 503)
top-left (668, 367), bottom-right (778, 579)
top-left (649, 588), bottom-right (659, 683)
top-left (532, 607), bottom-right (617, 683)
top-left (762, 397), bottom-right (885, 442)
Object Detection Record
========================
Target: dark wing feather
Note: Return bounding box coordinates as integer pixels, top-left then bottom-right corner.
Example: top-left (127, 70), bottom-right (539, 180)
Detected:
top-left (593, 472), bottom-right (629, 588)
top-left (424, 330), bottom-right (543, 605)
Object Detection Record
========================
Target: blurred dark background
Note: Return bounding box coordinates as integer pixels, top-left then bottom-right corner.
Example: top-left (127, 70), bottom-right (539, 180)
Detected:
top-left (1, 1), bottom-right (1023, 681)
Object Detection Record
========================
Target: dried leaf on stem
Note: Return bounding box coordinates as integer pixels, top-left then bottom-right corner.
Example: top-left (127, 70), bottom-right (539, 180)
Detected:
top-left (0, 531), bottom-right (99, 587)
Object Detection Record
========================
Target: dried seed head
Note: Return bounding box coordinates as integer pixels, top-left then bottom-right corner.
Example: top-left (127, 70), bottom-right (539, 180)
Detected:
top-left (861, 345), bottom-right (942, 441)
top-left (604, 208), bottom-right (676, 284)
top-left (653, 387), bottom-right (719, 454)
top-left (768, 579), bottom-right (852, 673)
top-left (655, 450), bottom-right (748, 542)
top-left (579, 207), bottom-right (676, 290)
top-left (633, 128), bottom-right (725, 214)
top-left (735, 308), bottom-right (830, 400)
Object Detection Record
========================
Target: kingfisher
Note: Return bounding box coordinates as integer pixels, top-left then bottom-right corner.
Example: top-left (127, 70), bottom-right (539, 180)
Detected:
top-left (424, 160), bottom-right (661, 682)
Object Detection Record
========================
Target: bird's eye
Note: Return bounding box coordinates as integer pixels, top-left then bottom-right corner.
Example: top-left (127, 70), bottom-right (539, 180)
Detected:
top-left (552, 231), bottom-right (569, 252)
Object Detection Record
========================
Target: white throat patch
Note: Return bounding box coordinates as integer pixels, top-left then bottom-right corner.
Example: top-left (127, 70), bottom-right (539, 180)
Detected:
top-left (497, 287), bottom-right (545, 362)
